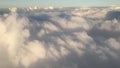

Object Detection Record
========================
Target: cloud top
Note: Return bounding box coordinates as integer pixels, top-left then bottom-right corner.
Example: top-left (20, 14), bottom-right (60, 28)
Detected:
top-left (0, 7), bottom-right (120, 68)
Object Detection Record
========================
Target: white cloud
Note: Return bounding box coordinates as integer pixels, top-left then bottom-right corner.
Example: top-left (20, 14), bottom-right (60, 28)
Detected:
top-left (0, 6), bottom-right (120, 68)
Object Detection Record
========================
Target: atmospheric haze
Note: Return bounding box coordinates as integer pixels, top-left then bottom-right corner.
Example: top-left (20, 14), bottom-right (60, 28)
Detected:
top-left (0, 6), bottom-right (120, 68)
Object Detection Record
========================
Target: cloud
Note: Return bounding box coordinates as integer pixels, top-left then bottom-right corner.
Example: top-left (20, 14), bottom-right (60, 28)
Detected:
top-left (105, 10), bottom-right (120, 21)
top-left (0, 6), bottom-right (120, 68)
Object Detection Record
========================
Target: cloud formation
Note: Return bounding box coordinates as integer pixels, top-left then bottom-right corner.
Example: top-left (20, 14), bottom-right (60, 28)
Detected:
top-left (0, 7), bottom-right (120, 68)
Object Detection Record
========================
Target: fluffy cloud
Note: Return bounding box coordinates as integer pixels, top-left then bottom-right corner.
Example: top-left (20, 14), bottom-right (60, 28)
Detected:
top-left (0, 7), bottom-right (120, 68)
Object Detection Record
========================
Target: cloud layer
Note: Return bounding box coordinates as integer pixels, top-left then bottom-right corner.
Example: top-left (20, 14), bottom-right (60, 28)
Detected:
top-left (0, 7), bottom-right (120, 68)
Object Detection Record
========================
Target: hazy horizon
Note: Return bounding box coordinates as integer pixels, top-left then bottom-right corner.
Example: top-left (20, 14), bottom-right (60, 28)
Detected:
top-left (0, 0), bottom-right (120, 8)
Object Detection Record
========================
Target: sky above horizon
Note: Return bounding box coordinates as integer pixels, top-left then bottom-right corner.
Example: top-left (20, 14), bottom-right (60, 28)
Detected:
top-left (0, 0), bottom-right (120, 8)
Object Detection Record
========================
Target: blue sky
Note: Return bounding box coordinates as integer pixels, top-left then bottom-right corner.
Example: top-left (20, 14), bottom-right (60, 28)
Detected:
top-left (0, 0), bottom-right (120, 8)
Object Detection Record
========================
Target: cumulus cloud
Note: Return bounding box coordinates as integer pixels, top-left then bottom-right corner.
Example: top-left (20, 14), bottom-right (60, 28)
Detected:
top-left (0, 6), bottom-right (120, 68)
